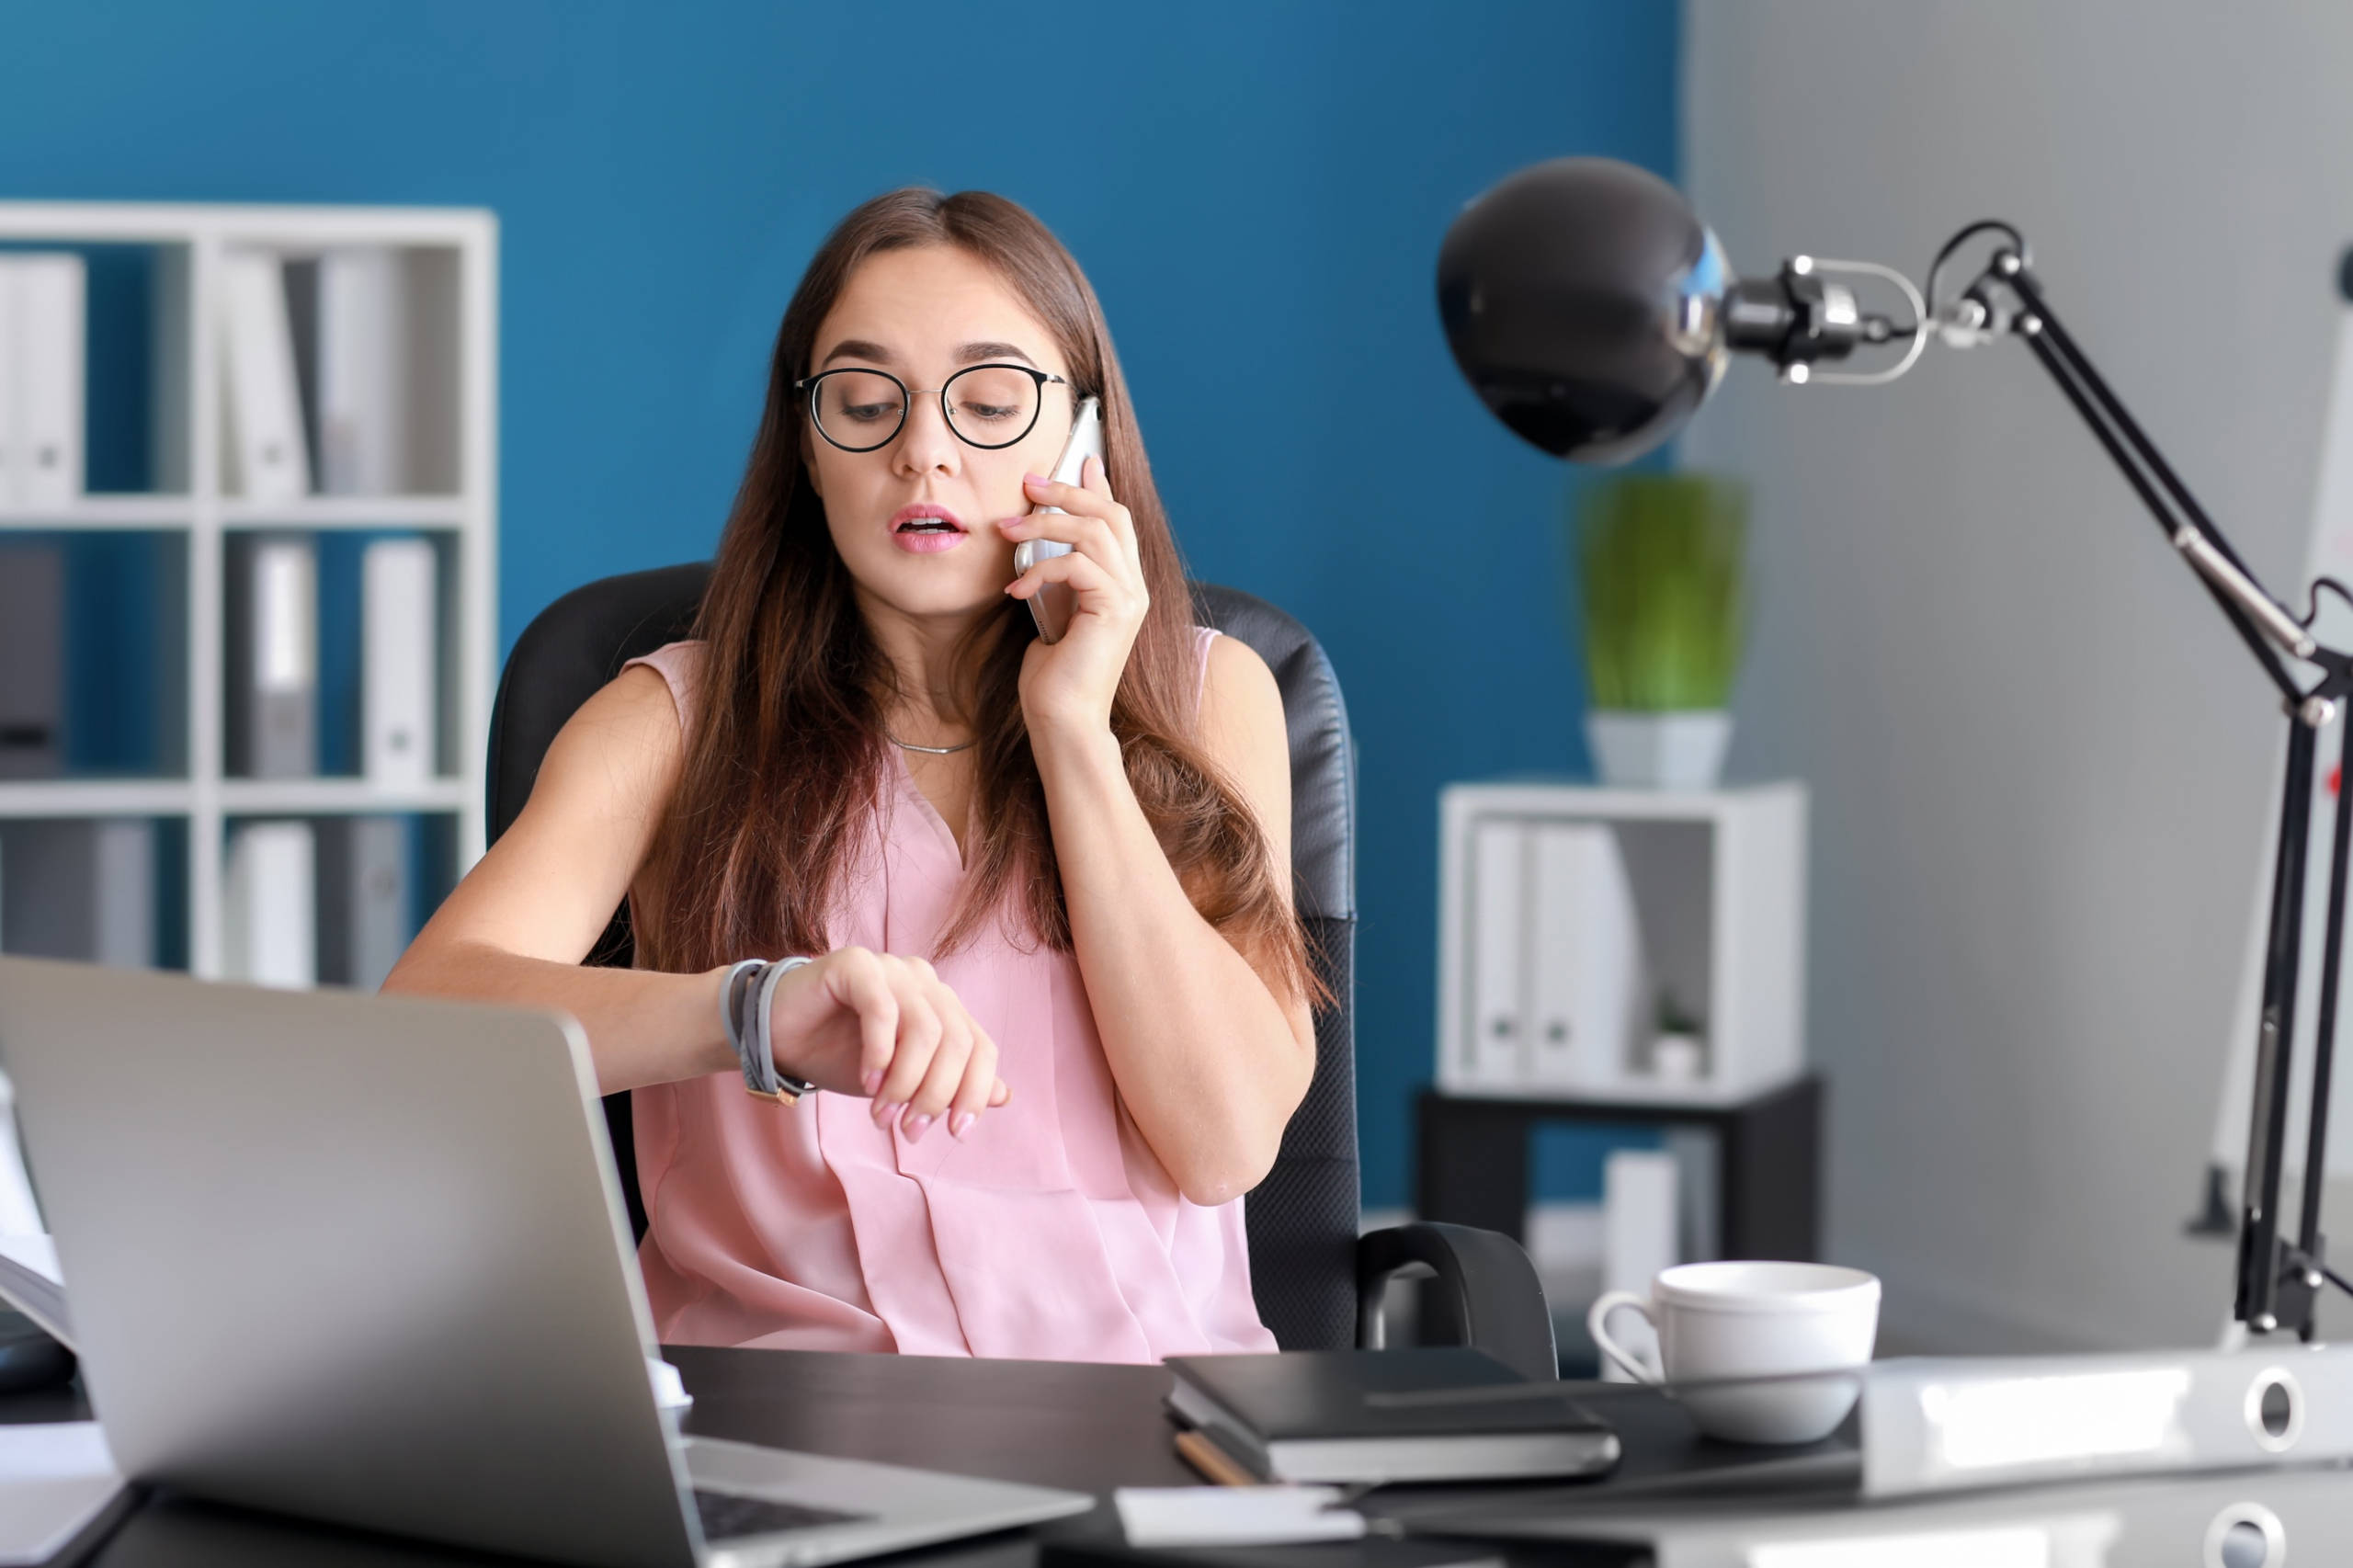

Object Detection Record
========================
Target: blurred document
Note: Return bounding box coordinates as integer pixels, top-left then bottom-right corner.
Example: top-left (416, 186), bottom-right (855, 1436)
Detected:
top-left (0, 1423), bottom-right (119, 1565)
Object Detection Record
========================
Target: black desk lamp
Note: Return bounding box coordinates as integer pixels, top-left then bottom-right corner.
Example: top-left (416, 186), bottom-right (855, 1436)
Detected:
top-left (1437, 156), bottom-right (2353, 1342)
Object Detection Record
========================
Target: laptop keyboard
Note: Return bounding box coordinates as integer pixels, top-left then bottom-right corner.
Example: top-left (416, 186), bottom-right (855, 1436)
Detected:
top-left (693, 1488), bottom-right (870, 1541)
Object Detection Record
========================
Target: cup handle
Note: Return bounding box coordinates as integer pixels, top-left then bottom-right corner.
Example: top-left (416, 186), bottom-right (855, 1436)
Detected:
top-left (1586, 1290), bottom-right (1662, 1384)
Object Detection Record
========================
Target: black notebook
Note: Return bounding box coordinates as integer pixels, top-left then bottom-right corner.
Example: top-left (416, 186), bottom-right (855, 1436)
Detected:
top-left (1164, 1349), bottom-right (1620, 1484)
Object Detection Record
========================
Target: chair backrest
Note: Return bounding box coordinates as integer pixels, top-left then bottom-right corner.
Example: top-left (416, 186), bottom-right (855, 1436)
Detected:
top-left (486, 564), bottom-right (1360, 1349)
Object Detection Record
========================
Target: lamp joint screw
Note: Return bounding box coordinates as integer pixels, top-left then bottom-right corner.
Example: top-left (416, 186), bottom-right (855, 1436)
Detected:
top-left (2018, 314), bottom-right (2043, 336)
top-left (2255, 1312), bottom-right (2279, 1333)
top-left (1790, 255), bottom-right (1814, 276)
top-left (2299, 696), bottom-right (2340, 728)
top-left (1782, 363), bottom-right (1811, 386)
top-left (1995, 251), bottom-right (2023, 277)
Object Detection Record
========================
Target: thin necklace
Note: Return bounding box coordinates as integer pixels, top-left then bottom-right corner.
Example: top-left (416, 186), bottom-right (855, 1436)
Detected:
top-left (885, 730), bottom-right (976, 756)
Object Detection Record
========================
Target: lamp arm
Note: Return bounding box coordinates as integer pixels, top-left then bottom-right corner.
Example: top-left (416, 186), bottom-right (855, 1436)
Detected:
top-left (1995, 263), bottom-right (2314, 697)
top-left (1962, 248), bottom-right (2353, 1336)
top-left (2299, 715), bottom-right (2353, 1288)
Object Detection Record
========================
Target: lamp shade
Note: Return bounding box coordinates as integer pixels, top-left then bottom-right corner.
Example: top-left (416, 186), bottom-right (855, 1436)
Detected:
top-left (1438, 157), bottom-right (1729, 464)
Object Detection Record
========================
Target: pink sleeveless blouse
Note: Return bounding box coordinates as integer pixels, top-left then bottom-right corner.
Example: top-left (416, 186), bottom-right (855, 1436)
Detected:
top-left (620, 628), bottom-right (1279, 1361)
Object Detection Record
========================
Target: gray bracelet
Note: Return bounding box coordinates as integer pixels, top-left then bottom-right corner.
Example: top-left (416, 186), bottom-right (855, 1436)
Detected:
top-left (719, 959), bottom-right (770, 1095)
top-left (718, 959), bottom-right (764, 1053)
top-left (739, 956), bottom-right (817, 1105)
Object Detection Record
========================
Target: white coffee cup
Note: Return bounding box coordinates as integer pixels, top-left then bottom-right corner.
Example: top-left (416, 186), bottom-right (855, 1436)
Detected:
top-left (1586, 1260), bottom-right (1881, 1445)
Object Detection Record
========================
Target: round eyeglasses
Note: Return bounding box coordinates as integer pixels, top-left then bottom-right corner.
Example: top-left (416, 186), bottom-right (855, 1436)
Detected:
top-left (792, 364), bottom-right (1071, 453)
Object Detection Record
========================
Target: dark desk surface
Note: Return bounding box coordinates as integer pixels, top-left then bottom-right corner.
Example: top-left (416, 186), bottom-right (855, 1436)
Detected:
top-left (665, 1346), bottom-right (1195, 1496)
top-left (51, 1346), bottom-right (1867, 1568)
top-left (60, 1344), bottom-right (2353, 1568)
top-left (58, 1348), bottom-right (1197, 1567)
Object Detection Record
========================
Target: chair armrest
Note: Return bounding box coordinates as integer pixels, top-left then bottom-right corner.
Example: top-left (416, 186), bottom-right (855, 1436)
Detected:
top-left (1354, 1221), bottom-right (1557, 1381)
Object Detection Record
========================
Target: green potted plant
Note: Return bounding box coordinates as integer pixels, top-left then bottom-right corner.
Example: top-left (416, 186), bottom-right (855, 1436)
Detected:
top-left (1575, 472), bottom-right (1747, 790)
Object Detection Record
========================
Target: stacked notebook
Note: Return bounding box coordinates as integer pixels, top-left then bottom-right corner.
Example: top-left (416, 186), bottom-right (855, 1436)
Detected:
top-left (1164, 1349), bottom-right (1620, 1485)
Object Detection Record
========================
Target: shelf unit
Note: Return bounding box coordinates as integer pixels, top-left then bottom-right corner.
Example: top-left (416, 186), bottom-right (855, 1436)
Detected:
top-left (1436, 779), bottom-right (1808, 1106)
top-left (0, 202), bottom-right (496, 980)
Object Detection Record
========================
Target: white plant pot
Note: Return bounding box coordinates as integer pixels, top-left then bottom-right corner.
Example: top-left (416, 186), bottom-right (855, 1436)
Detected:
top-left (1586, 710), bottom-right (1733, 790)
top-left (1650, 1032), bottom-right (1708, 1085)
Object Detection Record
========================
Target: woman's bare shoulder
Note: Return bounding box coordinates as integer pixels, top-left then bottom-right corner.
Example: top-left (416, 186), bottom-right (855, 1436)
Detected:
top-left (530, 662), bottom-right (690, 824)
top-left (394, 662), bottom-right (692, 971)
top-left (1198, 632), bottom-right (1290, 846)
top-left (1199, 631), bottom-right (1284, 754)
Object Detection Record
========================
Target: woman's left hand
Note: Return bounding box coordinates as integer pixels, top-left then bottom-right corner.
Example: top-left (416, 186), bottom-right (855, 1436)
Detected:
top-left (998, 455), bottom-right (1148, 736)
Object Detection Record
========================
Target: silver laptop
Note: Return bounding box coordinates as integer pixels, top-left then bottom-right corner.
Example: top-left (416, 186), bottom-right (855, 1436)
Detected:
top-left (0, 956), bottom-right (1093, 1568)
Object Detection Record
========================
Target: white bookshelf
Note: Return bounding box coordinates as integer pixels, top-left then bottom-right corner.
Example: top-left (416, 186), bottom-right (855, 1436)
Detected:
top-left (1436, 779), bottom-right (1808, 1106)
top-left (0, 201), bottom-right (497, 981)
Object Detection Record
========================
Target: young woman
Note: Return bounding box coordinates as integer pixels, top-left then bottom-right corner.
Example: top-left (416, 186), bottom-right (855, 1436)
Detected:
top-left (383, 189), bottom-right (1319, 1361)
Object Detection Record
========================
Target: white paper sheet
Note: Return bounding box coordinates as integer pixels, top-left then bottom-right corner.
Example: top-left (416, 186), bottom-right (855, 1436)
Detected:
top-left (0, 1423), bottom-right (120, 1565)
top-left (1113, 1485), bottom-right (1366, 1547)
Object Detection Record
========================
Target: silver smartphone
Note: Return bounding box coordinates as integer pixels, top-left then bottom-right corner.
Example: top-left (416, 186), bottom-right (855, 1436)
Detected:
top-left (1012, 396), bottom-right (1103, 642)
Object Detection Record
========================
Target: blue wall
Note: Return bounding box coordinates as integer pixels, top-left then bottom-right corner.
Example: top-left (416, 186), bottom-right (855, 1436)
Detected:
top-left (0, 0), bottom-right (1680, 1210)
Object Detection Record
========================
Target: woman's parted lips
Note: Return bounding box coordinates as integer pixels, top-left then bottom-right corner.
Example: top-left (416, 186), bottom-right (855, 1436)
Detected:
top-left (891, 504), bottom-right (967, 534)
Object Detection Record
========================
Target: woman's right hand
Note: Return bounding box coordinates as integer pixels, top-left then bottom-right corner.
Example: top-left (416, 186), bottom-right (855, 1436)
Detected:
top-left (758, 948), bottom-right (1009, 1142)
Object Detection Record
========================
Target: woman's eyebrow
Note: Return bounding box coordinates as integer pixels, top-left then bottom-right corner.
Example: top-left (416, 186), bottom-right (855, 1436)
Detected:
top-left (820, 338), bottom-right (895, 367)
top-left (955, 340), bottom-right (1035, 366)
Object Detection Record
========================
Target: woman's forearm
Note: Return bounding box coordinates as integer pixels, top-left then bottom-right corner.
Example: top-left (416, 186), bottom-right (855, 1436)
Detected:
top-left (1030, 722), bottom-right (1313, 1205)
top-left (382, 939), bottom-right (734, 1096)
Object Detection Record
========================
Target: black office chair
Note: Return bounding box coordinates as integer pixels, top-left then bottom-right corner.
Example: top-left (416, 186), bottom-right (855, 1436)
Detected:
top-left (488, 563), bottom-right (1557, 1377)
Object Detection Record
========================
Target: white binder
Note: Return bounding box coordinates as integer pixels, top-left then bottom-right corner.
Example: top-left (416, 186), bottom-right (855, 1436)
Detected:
top-left (1462, 817), bottom-right (1529, 1090)
top-left (11, 254), bottom-right (85, 511)
top-left (362, 538), bottom-right (437, 784)
top-left (316, 815), bottom-right (408, 992)
top-left (218, 251), bottom-right (311, 502)
top-left (227, 537), bottom-right (317, 778)
top-left (1526, 822), bottom-right (1643, 1091)
top-left (222, 820), bottom-right (315, 990)
top-left (317, 248), bottom-right (407, 495)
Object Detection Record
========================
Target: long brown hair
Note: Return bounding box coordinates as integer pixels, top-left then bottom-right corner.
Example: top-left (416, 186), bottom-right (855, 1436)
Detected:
top-left (632, 188), bottom-right (1315, 1006)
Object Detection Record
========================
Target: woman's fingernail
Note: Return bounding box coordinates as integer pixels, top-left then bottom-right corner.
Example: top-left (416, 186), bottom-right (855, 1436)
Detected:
top-left (1023, 472), bottom-right (1048, 488)
top-left (995, 516), bottom-right (1021, 531)
top-left (903, 1113), bottom-right (934, 1142)
top-left (950, 1111), bottom-right (976, 1140)
top-left (861, 1069), bottom-right (884, 1096)
top-left (871, 1097), bottom-right (896, 1125)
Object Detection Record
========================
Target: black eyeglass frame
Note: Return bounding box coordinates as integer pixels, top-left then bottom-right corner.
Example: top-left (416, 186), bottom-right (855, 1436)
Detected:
top-left (791, 363), bottom-right (1073, 453)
